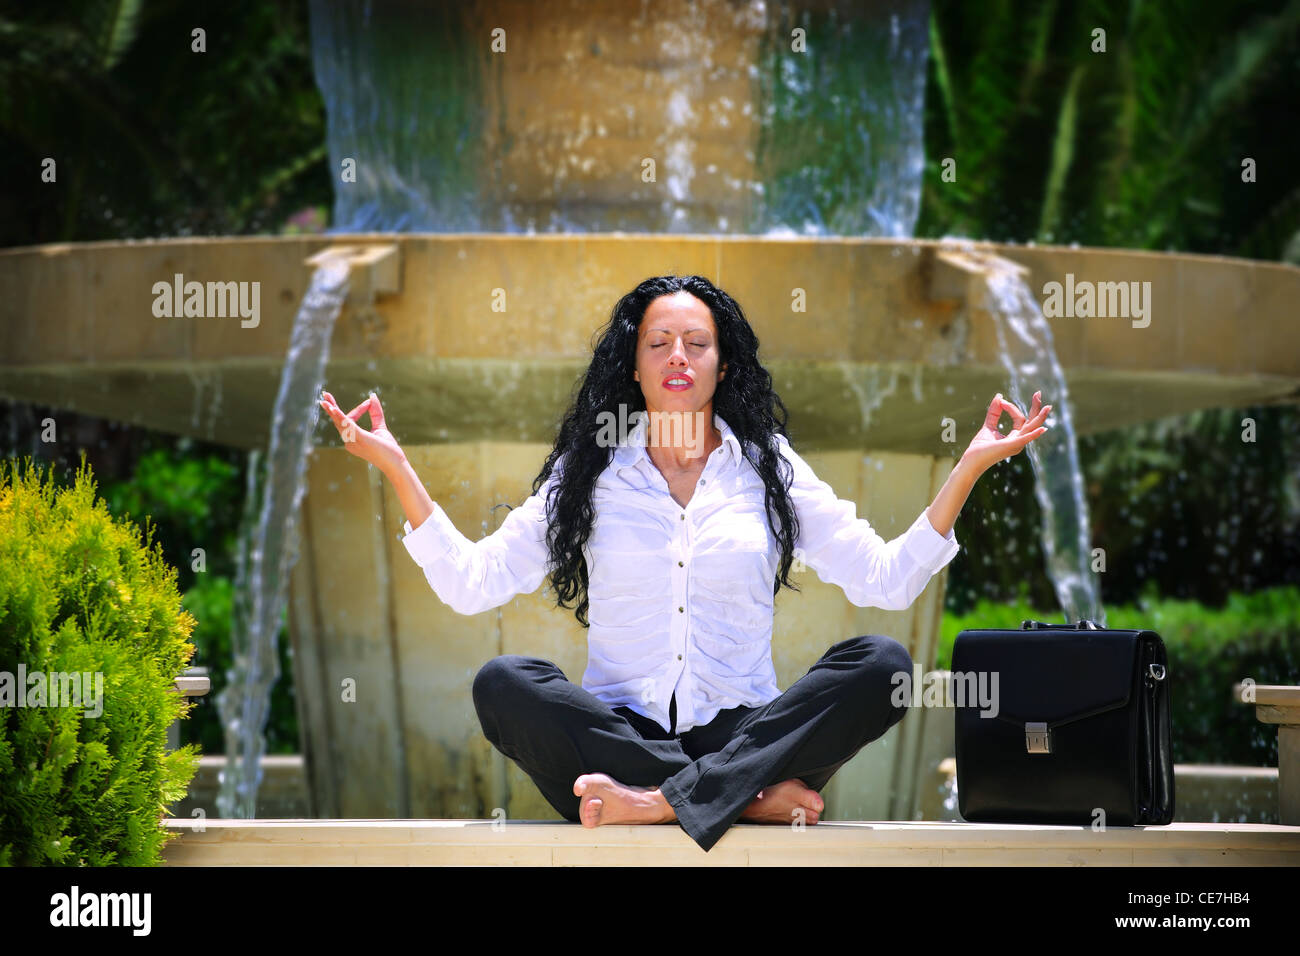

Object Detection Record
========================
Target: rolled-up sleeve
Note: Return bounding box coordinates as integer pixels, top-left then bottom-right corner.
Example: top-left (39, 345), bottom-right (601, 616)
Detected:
top-left (779, 436), bottom-right (960, 610)
top-left (399, 464), bottom-right (561, 616)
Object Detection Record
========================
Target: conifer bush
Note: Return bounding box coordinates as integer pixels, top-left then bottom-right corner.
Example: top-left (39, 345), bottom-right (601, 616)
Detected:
top-left (0, 455), bottom-right (201, 865)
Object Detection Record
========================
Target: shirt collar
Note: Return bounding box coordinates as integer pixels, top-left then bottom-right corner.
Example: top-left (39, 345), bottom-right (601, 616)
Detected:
top-left (612, 411), bottom-right (742, 478)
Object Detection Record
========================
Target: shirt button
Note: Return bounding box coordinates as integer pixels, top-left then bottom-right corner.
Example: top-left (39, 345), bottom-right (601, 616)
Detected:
top-left (678, 606), bottom-right (684, 613)
top-left (677, 654), bottom-right (682, 660)
top-left (678, 560), bottom-right (684, 567)
top-left (680, 513), bottom-right (685, 520)
top-left (699, 479), bottom-right (705, 484)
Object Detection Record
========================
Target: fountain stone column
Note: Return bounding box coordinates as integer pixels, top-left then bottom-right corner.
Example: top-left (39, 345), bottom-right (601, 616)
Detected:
top-left (290, 437), bottom-right (956, 822)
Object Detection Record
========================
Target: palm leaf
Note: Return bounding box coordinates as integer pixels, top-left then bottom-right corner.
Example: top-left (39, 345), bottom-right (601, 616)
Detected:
top-left (1176, 0), bottom-right (1300, 159)
top-left (91, 0), bottom-right (143, 72)
top-left (928, 6), bottom-right (960, 149)
top-left (1014, 0), bottom-right (1056, 110)
top-left (1037, 65), bottom-right (1083, 241)
top-left (233, 144), bottom-right (330, 221)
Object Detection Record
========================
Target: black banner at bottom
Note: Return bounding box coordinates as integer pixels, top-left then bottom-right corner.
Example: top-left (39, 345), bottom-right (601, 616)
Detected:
top-left (0, 863), bottom-right (1284, 941)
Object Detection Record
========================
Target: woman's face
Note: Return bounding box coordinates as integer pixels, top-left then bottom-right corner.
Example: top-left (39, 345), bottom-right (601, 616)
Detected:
top-left (633, 291), bottom-right (727, 420)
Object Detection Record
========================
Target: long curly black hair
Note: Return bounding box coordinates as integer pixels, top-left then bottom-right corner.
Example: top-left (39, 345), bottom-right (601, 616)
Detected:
top-left (526, 274), bottom-right (804, 628)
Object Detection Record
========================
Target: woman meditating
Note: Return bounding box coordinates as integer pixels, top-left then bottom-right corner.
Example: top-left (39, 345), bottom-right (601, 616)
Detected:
top-left (319, 274), bottom-right (1050, 853)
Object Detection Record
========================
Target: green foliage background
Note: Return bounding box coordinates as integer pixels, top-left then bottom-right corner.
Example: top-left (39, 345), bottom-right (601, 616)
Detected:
top-left (938, 586), bottom-right (1300, 766)
top-left (0, 456), bottom-right (201, 865)
top-left (919, 0), bottom-right (1300, 259)
top-left (96, 445), bottom-right (300, 757)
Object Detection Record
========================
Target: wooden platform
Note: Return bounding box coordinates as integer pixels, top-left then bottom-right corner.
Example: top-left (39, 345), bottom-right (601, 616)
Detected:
top-left (161, 819), bottom-right (1300, 866)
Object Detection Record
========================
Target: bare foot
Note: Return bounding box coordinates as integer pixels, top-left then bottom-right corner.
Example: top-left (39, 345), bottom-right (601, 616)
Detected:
top-left (573, 773), bottom-right (677, 827)
top-left (739, 778), bottom-right (823, 825)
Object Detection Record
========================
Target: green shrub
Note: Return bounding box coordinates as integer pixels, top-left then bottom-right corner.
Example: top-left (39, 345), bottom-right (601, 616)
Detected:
top-left (936, 585), bottom-right (1300, 766)
top-left (0, 455), bottom-right (201, 865)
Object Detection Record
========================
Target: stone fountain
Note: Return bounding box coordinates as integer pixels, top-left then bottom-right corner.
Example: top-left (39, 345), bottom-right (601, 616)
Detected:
top-left (2, 0), bottom-right (1298, 828)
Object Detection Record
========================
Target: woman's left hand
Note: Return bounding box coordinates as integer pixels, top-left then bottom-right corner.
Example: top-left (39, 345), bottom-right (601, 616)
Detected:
top-left (961, 390), bottom-right (1052, 474)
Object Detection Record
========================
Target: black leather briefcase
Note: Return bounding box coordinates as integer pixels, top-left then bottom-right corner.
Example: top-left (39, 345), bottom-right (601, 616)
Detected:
top-left (952, 619), bottom-right (1174, 826)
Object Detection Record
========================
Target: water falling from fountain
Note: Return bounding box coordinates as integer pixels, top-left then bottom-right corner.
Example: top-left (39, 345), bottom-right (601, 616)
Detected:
top-left (216, 260), bottom-right (350, 818)
top-left (977, 263), bottom-right (1105, 625)
top-left (308, 0), bottom-right (929, 236)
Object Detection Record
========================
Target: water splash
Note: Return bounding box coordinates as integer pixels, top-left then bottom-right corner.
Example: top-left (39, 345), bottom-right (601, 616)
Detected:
top-left (216, 260), bottom-right (350, 818)
top-left (754, 1), bottom-right (929, 237)
top-left (308, 0), bottom-right (929, 236)
top-left (941, 769), bottom-right (959, 819)
top-left (184, 366), bottom-right (223, 442)
top-left (837, 362), bottom-right (906, 439)
top-left (978, 265), bottom-right (1105, 625)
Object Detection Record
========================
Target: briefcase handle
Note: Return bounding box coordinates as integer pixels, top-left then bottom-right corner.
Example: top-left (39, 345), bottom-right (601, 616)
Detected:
top-left (1020, 618), bottom-right (1101, 630)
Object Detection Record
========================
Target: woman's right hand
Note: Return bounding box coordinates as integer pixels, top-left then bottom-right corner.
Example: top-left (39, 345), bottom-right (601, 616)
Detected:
top-left (319, 389), bottom-right (408, 474)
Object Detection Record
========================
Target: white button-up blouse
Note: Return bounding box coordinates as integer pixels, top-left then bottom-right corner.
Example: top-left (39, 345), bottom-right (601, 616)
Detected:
top-left (400, 412), bottom-right (961, 734)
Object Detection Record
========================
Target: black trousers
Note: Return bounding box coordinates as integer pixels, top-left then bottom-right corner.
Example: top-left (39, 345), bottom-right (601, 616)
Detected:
top-left (471, 633), bottom-right (913, 852)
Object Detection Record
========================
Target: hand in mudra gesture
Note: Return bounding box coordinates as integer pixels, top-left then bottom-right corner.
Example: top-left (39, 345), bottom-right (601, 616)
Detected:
top-left (962, 390), bottom-right (1052, 474)
top-left (319, 389), bottom-right (407, 473)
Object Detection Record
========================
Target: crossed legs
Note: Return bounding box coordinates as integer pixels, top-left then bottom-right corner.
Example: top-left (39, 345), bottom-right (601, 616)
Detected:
top-left (471, 634), bottom-right (913, 852)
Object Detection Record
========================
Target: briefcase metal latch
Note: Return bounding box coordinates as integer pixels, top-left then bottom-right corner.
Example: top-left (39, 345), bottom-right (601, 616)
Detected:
top-left (1025, 722), bottom-right (1052, 754)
